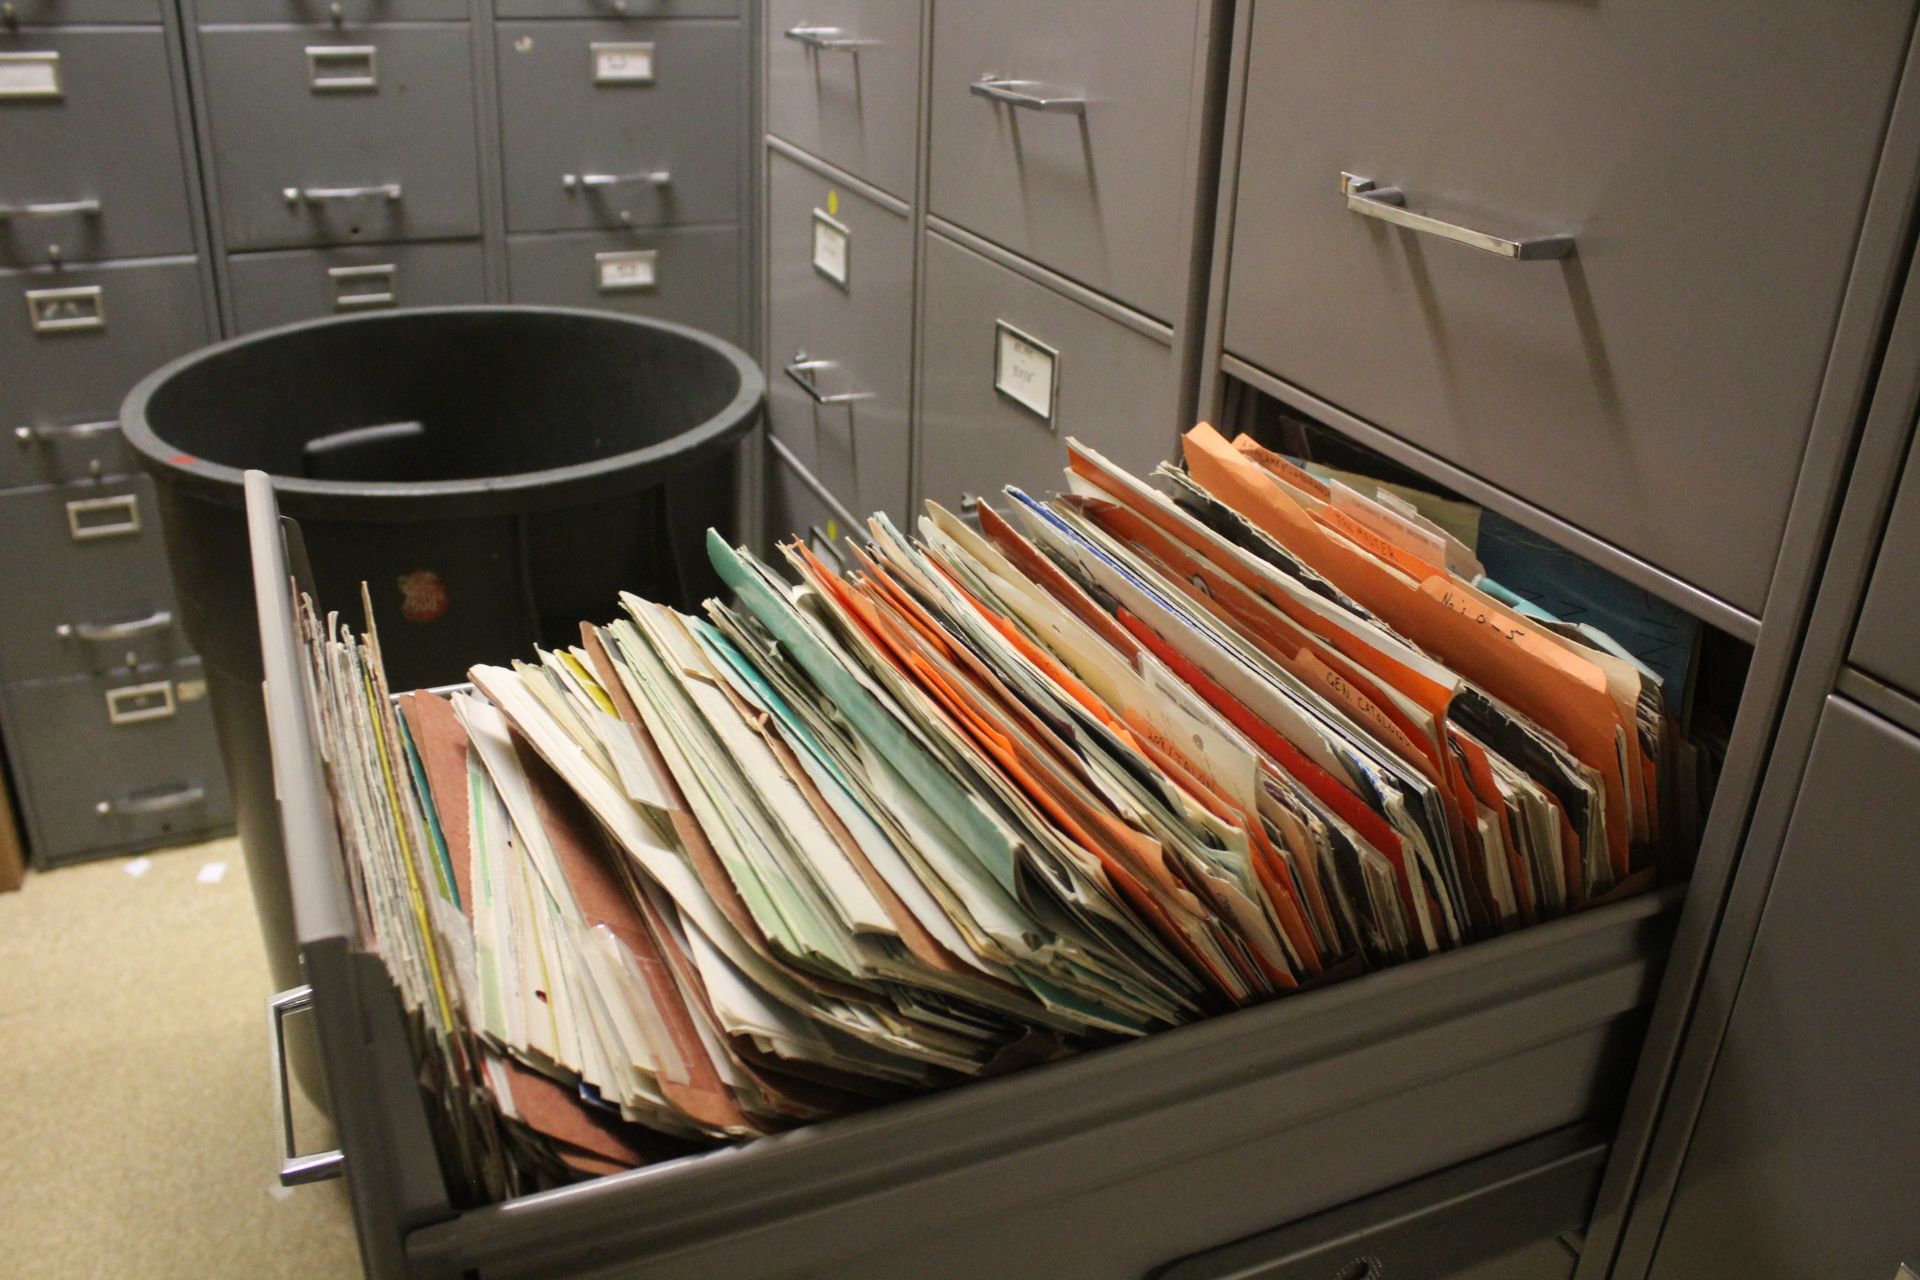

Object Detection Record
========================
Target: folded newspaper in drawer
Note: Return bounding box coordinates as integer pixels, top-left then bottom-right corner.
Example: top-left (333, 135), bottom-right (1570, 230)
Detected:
top-left (294, 425), bottom-right (1699, 1200)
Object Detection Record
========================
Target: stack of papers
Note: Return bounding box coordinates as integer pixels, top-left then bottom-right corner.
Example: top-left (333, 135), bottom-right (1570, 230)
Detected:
top-left (296, 424), bottom-right (1688, 1199)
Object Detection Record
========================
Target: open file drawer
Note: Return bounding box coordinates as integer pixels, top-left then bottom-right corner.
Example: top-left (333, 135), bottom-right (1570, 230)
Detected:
top-left (249, 475), bottom-right (1678, 1279)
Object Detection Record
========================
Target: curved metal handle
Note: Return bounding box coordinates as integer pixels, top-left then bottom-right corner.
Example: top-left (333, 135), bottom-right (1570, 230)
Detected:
top-left (562, 170), bottom-right (671, 191)
top-left (1340, 172), bottom-right (1574, 261)
top-left (282, 183), bottom-right (403, 205)
top-left (970, 76), bottom-right (1087, 114)
top-left (784, 25), bottom-right (873, 50)
top-left (269, 985), bottom-right (346, 1187)
top-left (0, 198), bottom-right (102, 220)
top-left (784, 355), bottom-right (874, 405)
top-left (94, 784), bottom-right (205, 817)
top-left (57, 608), bottom-right (173, 644)
top-left (14, 418), bottom-right (116, 447)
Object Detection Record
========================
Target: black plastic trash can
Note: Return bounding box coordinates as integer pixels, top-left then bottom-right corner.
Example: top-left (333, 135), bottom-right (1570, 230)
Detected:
top-left (120, 306), bottom-right (763, 1092)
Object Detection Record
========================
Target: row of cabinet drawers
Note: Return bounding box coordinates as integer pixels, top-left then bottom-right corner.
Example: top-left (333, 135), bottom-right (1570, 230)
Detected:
top-left (1, 21), bottom-right (744, 264)
top-left (764, 145), bottom-right (1177, 535)
top-left (764, 0), bottom-right (1212, 325)
top-left (223, 226), bottom-right (740, 334)
top-left (4, 0), bottom-right (738, 24)
top-left (2, 657), bottom-right (233, 866)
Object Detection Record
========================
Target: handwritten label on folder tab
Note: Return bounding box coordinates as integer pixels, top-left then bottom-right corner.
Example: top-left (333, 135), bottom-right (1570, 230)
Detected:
top-left (1135, 651), bottom-right (1258, 811)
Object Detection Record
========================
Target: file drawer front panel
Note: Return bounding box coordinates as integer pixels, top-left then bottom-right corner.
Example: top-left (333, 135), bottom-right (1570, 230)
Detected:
top-left (0, 0), bottom-right (161, 25)
top-left (1, 418), bottom-right (134, 491)
top-left (194, 0), bottom-right (469, 22)
top-left (5, 659), bottom-right (230, 866)
top-left (0, 478), bottom-right (187, 682)
top-left (505, 226), bottom-right (740, 342)
top-left (926, 0), bottom-right (1203, 322)
top-left (1, 258), bottom-right (212, 446)
top-left (199, 28), bottom-right (483, 252)
top-left (1849, 434), bottom-right (1920, 698)
top-left (379, 895), bottom-right (1671, 1278)
top-left (227, 240), bottom-right (487, 334)
top-left (767, 150), bottom-right (911, 521)
top-left (765, 0), bottom-right (920, 198)
top-left (1650, 698), bottom-right (1920, 1278)
top-left (495, 0), bottom-right (737, 19)
top-left (918, 231), bottom-right (1173, 515)
top-left (1224, 0), bottom-right (1916, 615)
top-left (496, 19), bottom-right (743, 234)
top-left (0, 30), bottom-right (198, 267)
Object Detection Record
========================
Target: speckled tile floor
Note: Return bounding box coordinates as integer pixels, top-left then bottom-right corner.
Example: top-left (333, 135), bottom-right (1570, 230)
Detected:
top-left (0, 837), bottom-right (361, 1279)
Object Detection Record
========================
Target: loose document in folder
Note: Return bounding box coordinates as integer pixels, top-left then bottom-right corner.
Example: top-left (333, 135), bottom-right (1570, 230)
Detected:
top-left (297, 424), bottom-right (1688, 1199)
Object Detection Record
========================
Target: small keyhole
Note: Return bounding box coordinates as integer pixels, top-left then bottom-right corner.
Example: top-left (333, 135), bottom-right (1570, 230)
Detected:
top-left (1332, 1258), bottom-right (1383, 1280)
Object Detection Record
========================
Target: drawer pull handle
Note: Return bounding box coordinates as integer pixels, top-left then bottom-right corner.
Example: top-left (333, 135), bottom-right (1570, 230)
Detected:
top-left (269, 986), bottom-right (346, 1186)
top-left (282, 183), bottom-right (403, 205)
top-left (95, 784), bottom-right (205, 817)
top-left (57, 609), bottom-right (174, 644)
top-left (970, 76), bottom-right (1087, 115)
top-left (14, 418), bottom-right (116, 447)
top-left (1340, 172), bottom-right (1574, 261)
top-left (562, 170), bottom-right (671, 191)
top-left (784, 355), bottom-right (874, 406)
top-left (0, 197), bottom-right (100, 220)
top-left (784, 25), bottom-right (873, 51)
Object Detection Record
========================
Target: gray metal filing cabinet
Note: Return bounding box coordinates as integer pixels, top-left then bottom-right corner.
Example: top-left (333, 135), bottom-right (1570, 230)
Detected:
top-left (1194, 2), bottom-right (1920, 1277)
top-left (178, 0), bottom-right (751, 341)
top-left (0, 0), bottom-right (754, 865)
top-left (1583, 166), bottom-right (1920, 1279)
top-left (757, 0), bottom-right (1226, 541)
top-left (0, 4), bottom-right (233, 865)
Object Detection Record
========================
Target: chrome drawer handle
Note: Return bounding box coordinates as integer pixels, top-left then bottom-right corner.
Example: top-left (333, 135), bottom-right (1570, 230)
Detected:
top-left (1340, 172), bottom-right (1575, 261)
top-left (970, 76), bottom-right (1087, 114)
top-left (95, 784), bottom-right (204, 817)
top-left (562, 170), bottom-right (671, 191)
top-left (784, 355), bottom-right (874, 405)
top-left (784, 25), bottom-right (873, 51)
top-left (57, 609), bottom-right (174, 644)
top-left (0, 197), bottom-right (101, 220)
top-left (269, 986), bottom-right (346, 1187)
top-left (282, 183), bottom-right (403, 205)
top-left (14, 418), bottom-right (116, 446)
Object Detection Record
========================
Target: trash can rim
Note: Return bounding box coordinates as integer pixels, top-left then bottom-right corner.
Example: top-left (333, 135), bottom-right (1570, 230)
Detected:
top-left (119, 304), bottom-right (765, 507)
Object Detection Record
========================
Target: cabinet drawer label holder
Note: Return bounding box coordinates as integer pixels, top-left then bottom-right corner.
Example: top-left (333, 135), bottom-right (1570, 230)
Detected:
top-left (592, 42), bottom-right (655, 85)
top-left (812, 209), bottom-right (850, 287)
top-left (329, 263), bottom-right (397, 310)
top-left (26, 285), bottom-right (105, 334)
top-left (993, 320), bottom-right (1059, 426)
top-left (105, 679), bottom-right (177, 726)
top-left (596, 248), bottom-right (658, 293)
top-left (307, 45), bottom-right (378, 92)
top-left (66, 492), bottom-right (141, 540)
top-left (0, 52), bottom-right (62, 100)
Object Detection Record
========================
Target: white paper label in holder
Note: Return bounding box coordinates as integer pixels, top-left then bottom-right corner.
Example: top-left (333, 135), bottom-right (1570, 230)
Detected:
top-left (994, 321), bottom-right (1058, 425)
top-left (592, 42), bottom-right (654, 84)
top-left (596, 249), bottom-right (658, 292)
top-left (0, 52), bottom-right (63, 100)
top-left (812, 209), bottom-right (850, 286)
